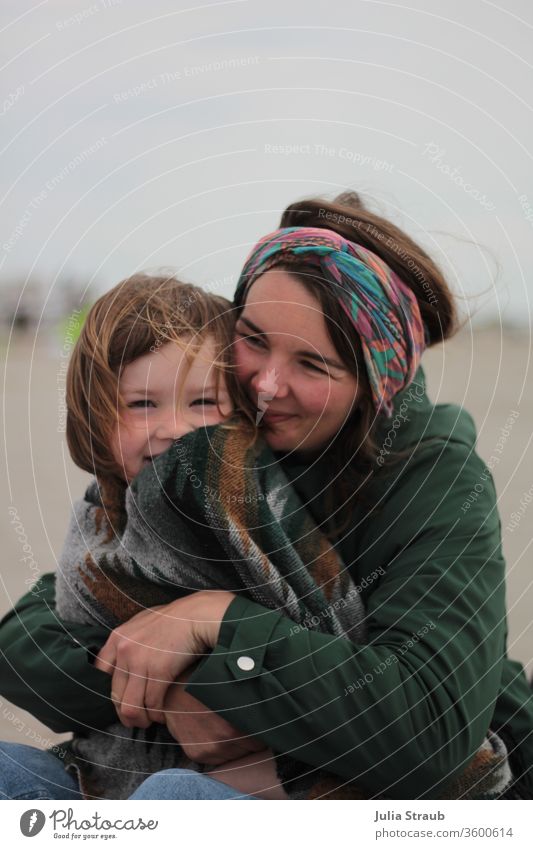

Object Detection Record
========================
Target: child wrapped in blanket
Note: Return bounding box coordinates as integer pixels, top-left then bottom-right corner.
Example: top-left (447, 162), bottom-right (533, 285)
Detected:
top-left (55, 272), bottom-right (369, 800)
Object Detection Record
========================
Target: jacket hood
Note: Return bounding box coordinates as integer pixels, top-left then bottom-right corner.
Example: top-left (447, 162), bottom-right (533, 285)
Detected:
top-left (375, 366), bottom-right (478, 455)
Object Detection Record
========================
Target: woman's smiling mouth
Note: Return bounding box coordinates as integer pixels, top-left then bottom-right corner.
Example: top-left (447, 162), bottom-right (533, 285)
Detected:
top-left (261, 411), bottom-right (296, 424)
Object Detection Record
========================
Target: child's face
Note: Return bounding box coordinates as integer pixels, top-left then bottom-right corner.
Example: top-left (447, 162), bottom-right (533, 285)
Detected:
top-left (112, 337), bottom-right (232, 482)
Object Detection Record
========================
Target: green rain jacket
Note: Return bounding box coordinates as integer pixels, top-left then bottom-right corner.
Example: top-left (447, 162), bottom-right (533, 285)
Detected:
top-left (1, 372), bottom-right (532, 799)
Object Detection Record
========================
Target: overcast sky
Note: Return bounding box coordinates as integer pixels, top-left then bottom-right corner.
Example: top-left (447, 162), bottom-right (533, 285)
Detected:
top-left (1, 0), bottom-right (532, 326)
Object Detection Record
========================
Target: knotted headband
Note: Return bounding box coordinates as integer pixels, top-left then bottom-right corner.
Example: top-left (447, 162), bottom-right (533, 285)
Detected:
top-left (234, 226), bottom-right (427, 416)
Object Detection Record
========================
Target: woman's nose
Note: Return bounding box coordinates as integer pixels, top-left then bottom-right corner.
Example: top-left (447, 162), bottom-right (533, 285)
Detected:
top-left (250, 364), bottom-right (289, 401)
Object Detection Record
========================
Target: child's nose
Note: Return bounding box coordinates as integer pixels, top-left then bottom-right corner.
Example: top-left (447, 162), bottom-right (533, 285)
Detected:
top-left (153, 412), bottom-right (192, 442)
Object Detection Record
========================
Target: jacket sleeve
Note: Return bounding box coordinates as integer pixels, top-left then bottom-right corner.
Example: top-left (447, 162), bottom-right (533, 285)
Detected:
top-left (0, 574), bottom-right (116, 734)
top-left (185, 440), bottom-right (507, 798)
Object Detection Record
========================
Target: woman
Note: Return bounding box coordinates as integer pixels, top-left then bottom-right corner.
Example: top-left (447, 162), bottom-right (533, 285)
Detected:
top-left (1, 192), bottom-right (532, 800)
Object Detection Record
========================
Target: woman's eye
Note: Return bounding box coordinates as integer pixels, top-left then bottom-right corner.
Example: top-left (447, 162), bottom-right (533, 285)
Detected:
top-left (190, 398), bottom-right (217, 407)
top-left (302, 361), bottom-right (328, 375)
top-left (237, 331), bottom-right (266, 349)
top-left (127, 399), bottom-right (156, 408)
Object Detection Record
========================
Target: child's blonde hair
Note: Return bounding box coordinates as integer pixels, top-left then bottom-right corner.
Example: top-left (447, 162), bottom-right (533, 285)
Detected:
top-left (66, 273), bottom-right (254, 505)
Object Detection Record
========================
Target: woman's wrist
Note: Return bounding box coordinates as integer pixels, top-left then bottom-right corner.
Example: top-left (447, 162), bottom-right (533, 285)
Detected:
top-left (184, 591), bottom-right (237, 650)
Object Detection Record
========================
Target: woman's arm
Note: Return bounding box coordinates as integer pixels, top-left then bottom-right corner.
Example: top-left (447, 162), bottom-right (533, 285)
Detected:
top-left (206, 750), bottom-right (289, 800)
top-left (0, 443), bottom-right (511, 797)
top-left (0, 574), bottom-right (115, 733)
top-left (161, 678), bottom-right (284, 796)
top-left (93, 591), bottom-right (268, 763)
top-left (183, 440), bottom-right (510, 799)
top-left (93, 589), bottom-right (237, 727)
top-left (0, 576), bottom-right (263, 764)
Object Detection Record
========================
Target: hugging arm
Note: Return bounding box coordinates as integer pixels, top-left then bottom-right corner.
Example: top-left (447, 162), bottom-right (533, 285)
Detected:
top-left (0, 576), bottom-right (264, 767)
top-left (0, 574), bottom-right (115, 734)
top-left (1, 438), bottom-right (514, 796)
top-left (184, 441), bottom-right (511, 798)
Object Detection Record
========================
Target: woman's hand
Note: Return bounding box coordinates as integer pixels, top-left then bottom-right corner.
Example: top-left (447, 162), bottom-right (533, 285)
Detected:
top-left (162, 673), bottom-right (265, 765)
top-left (94, 591), bottom-right (236, 728)
top-left (207, 749), bottom-right (289, 799)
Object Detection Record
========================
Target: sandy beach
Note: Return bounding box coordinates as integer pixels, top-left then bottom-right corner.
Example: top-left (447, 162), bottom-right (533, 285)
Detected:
top-left (1, 327), bottom-right (531, 747)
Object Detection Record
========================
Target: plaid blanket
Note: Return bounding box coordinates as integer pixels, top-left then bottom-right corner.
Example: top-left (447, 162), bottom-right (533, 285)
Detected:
top-left (55, 423), bottom-right (513, 800)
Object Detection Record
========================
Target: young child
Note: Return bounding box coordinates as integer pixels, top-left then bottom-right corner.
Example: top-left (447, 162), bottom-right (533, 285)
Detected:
top-left (65, 272), bottom-right (248, 501)
top-left (57, 272), bottom-right (288, 799)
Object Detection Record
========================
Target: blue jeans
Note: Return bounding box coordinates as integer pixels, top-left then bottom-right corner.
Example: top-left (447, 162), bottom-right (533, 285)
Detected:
top-left (0, 743), bottom-right (82, 800)
top-left (0, 743), bottom-right (257, 800)
top-left (129, 769), bottom-right (258, 800)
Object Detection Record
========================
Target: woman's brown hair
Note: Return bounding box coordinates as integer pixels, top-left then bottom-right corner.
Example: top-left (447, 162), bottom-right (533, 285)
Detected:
top-left (66, 272), bottom-right (253, 522)
top-left (242, 191), bottom-right (458, 539)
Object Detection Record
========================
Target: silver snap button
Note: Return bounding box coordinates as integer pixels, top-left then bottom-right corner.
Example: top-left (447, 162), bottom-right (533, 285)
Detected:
top-left (236, 656), bottom-right (255, 671)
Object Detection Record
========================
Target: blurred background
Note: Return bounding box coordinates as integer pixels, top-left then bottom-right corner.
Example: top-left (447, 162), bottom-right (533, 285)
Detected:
top-left (1, 0), bottom-right (531, 746)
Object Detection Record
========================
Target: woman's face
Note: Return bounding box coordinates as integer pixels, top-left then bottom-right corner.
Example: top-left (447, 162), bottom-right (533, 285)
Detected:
top-left (233, 269), bottom-right (360, 454)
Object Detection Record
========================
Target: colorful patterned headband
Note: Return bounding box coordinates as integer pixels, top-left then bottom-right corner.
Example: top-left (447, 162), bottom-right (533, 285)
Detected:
top-left (234, 226), bottom-right (427, 416)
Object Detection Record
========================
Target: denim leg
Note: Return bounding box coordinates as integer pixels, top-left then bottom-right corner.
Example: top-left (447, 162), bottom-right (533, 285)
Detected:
top-left (0, 742), bottom-right (82, 800)
top-left (130, 768), bottom-right (259, 800)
